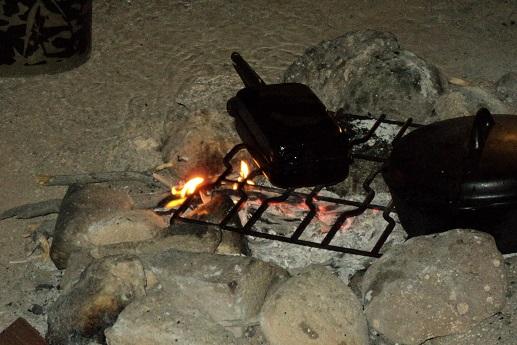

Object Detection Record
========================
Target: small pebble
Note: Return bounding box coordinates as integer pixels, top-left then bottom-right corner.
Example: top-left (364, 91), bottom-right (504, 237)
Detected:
top-left (35, 283), bottom-right (55, 291)
top-left (29, 304), bottom-right (44, 315)
top-left (456, 303), bottom-right (469, 315)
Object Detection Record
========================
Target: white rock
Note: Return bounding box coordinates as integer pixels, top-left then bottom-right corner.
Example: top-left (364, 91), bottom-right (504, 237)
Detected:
top-left (84, 209), bottom-right (167, 246)
top-left (140, 249), bottom-right (288, 336)
top-left (362, 229), bottom-right (507, 345)
top-left (261, 265), bottom-right (368, 345)
top-left (433, 86), bottom-right (509, 121)
top-left (423, 256), bottom-right (517, 345)
top-left (105, 291), bottom-right (239, 345)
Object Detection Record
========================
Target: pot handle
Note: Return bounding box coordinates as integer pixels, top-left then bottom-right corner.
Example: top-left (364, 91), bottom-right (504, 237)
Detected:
top-left (469, 108), bottom-right (495, 154)
top-left (231, 52), bottom-right (266, 88)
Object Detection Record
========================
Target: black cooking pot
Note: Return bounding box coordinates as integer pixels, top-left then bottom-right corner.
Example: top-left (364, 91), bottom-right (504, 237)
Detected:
top-left (383, 108), bottom-right (517, 254)
top-left (227, 53), bottom-right (352, 188)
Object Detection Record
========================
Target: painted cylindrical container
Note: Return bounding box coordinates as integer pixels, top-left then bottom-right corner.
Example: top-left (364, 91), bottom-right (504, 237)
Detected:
top-left (0, 0), bottom-right (92, 76)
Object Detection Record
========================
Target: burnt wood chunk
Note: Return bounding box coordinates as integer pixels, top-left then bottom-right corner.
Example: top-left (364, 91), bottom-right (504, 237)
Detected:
top-left (0, 318), bottom-right (47, 345)
top-left (0, 199), bottom-right (62, 220)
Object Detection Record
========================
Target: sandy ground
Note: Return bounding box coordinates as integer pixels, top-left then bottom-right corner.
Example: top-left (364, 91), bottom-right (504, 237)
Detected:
top-left (1, 0), bottom-right (516, 335)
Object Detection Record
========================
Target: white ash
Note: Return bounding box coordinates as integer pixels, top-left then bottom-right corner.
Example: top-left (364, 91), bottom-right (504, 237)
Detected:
top-left (350, 118), bottom-right (404, 144)
top-left (220, 115), bottom-right (409, 284)
top-left (237, 188), bottom-right (407, 283)
top-left (348, 117), bottom-right (418, 158)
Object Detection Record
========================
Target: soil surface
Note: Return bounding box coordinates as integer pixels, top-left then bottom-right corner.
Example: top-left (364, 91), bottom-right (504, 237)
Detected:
top-left (1, 0), bottom-right (516, 335)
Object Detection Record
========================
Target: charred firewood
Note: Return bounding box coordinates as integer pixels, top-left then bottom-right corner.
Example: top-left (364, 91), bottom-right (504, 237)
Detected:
top-left (0, 199), bottom-right (62, 221)
top-left (37, 171), bottom-right (159, 187)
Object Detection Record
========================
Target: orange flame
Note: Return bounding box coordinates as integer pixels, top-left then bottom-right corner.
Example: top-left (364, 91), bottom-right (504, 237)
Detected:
top-left (233, 161), bottom-right (255, 190)
top-left (166, 177), bottom-right (204, 208)
top-left (240, 161), bottom-right (250, 180)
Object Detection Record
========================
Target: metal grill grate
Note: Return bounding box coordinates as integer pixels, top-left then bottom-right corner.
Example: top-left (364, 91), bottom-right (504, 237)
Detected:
top-left (170, 114), bottom-right (422, 258)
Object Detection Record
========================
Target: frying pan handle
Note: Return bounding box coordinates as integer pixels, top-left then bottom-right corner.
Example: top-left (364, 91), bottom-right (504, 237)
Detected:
top-left (469, 108), bottom-right (495, 153)
top-left (231, 52), bottom-right (266, 88)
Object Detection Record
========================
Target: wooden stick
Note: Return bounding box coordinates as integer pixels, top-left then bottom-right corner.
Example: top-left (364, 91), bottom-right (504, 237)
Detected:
top-left (153, 161), bottom-right (175, 171)
top-left (0, 199), bottom-right (62, 221)
top-left (152, 172), bottom-right (174, 188)
top-left (31, 219), bottom-right (57, 242)
top-left (36, 171), bottom-right (158, 187)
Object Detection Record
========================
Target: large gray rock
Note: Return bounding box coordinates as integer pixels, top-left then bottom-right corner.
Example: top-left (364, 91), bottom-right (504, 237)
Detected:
top-left (100, 179), bottom-right (168, 210)
top-left (51, 184), bottom-right (135, 269)
top-left (261, 265), bottom-right (369, 345)
top-left (47, 255), bottom-right (147, 345)
top-left (496, 71), bottom-right (517, 103)
top-left (105, 291), bottom-right (239, 345)
top-left (328, 159), bottom-right (389, 196)
top-left (92, 222), bottom-right (224, 257)
top-left (433, 86), bottom-right (510, 121)
top-left (161, 109), bottom-right (240, 179)
top-left (284, 30), bottom-right (445, 123)
top-left (60, 222), bottom-right (227, 293)
top-left (362, 229), bottom-right (507, 345)
top-left (50, 184), bottom-right (168, 269)
top-left (56, 248), bottom-right (285, 343)
top-left (423, 255), bottom-right (517, 345)
top-left (60, 193), bottom-right (245, 291)
top-left (84, 209), bottom-right (167, 246)
top-left (60, 250), bottom-right (97, 293)
top-left (141, 250), bottom-right (288, 336)
top-left (162, 71), bottom-right (242, 179)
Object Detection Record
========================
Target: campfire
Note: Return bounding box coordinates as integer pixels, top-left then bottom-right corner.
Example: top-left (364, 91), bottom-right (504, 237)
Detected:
top-left (1, 47), bottom-right (515, 345)
top-left (167, 159), bottom-right (364, 229)
top-left (10, 109), bottom-right (509, 345)
top-left (162, 159), bottom-right (254, 209)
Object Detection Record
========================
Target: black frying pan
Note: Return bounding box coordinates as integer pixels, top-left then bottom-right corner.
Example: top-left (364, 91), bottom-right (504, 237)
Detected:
top-left (227, 52), bottom-right (352, 188)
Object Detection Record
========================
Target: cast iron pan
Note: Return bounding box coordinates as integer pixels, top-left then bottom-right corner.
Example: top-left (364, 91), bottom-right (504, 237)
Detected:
top-left (227, 52), bottom-right (352, 188)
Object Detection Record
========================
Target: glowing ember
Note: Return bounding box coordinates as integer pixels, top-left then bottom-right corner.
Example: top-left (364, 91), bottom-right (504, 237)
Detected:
top-left (233, 160), bottom-right (255, 190)
top-left (340, 216), bottom-right (355, 232)
top-left (166, 177), bottom-right (204, 208)
top-left (238, 197), bottom-right (358, 234)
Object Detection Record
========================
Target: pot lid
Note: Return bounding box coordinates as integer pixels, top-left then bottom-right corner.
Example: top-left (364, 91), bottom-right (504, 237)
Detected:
top-left (383, 109), bottom-right (517, 207)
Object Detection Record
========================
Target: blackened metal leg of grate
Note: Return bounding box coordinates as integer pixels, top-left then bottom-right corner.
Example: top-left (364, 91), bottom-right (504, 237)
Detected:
top-left (320, 167), bottom-right (380, 246)
top-left (241, 187), bottom-right (294, 232)
top-left (291, 185), bottom-right (323, 240)
top-left (217, 143), bottom-right (249, 184)
top-left (392, 118), bottom-right (414, 145)
top-left (370, 200), bottom-right (396, 255)
top-left (350, 114), bottom-right (386, 146)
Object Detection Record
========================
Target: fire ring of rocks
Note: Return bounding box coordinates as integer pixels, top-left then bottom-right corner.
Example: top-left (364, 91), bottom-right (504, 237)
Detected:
top-left (1, 30), bottom-right (516, 345)
top-left (41, 183), bottom-right (512, 345)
